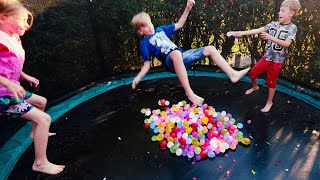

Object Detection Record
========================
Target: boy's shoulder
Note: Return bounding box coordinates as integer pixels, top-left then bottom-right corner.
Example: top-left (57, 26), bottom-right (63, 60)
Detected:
top-left (156, 24), bottom-right (175, 31)
top-left (140, 24), bottom-right (175, 44)
top-left (266, 21), bottom-right (280, 26)
top-left (141, 36), bottom-right (150, 44)
top-left (282, 22), bottom-right (298, 31)
top-left (266, 21), bottom-right (297, 29)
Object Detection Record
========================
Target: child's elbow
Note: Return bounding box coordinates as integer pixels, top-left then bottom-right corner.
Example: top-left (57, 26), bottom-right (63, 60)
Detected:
top-left (284, 43), bottom-right (292, 48)
top-left (284, 39), bottom-right (293, 48)
top-left (175, 23), bottom-right (183, 30)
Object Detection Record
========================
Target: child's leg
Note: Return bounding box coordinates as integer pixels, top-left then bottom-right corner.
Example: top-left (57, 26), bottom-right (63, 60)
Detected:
top-left (202, 46), bottom-right (250, 83)
top-left (170, 50), bottom-right (204, 105)
top-left (21, 108), bottom-right (65, 174)
top-left (261, 88), bottom-right (276, 112)
top-left (245, 78), bottom-right (259, 94)
top-left (26, 94), bottom-right (56, 138)
top-left (245, 57), bottom-right (268, 95)
top-left (26, 93), bottom-right (47, 111)
top-left (260, 61), bottom-right (282, 112)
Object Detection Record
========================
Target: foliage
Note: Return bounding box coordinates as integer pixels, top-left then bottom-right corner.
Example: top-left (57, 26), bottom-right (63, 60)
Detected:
top-left (19, 0), bottom-right (320, 98)
top-left (21, 0), bottom-right (102, 97)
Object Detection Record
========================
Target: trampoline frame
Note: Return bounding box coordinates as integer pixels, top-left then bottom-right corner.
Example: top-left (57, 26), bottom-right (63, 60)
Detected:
top-left (0, 70), bottom-right (319, 179)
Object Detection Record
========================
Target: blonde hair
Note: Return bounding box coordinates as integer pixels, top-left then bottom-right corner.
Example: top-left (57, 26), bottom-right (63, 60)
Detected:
top-left (281, 0), bottom-right (301, 16)
top-left (131, 12), bottom-right (151, 30)
top-left (0, 0), bottom-right (34, 30)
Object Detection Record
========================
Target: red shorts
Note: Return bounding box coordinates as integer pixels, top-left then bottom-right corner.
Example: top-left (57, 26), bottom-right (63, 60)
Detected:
top-left (249, 57), bottom-right (283, 88)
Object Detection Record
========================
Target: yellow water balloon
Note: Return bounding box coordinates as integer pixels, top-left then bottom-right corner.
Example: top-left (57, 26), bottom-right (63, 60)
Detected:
top-left (156, 134), bottom-right (165, 141)
top-left (241, 138), bottom-right (251, 145)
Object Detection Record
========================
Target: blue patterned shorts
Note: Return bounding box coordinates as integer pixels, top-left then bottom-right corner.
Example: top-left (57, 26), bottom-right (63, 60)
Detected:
top-left (165, 47), bottom-right (206, 72)
top-left (0, 91), bottom-right (34, 118)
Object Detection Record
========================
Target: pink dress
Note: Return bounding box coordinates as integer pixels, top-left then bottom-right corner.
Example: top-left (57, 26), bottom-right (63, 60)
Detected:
top-left (0, 30), bottom-right (25, 97)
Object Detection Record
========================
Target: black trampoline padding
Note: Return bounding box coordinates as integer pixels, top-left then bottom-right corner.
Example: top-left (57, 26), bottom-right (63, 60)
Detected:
top-left (9, 76), bottom-right (320, 180)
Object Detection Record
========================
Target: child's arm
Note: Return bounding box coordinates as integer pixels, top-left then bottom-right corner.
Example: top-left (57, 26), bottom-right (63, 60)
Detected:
top-left (260, 32), bottom-right (293, 48)
top-left (132, 61), bottom-right (151, 89)
top-left (174, 0), bottom-right (195, 31)
top-left (0, 75), bottom-right (26, 100)
top-left (229, 28), bottom-right (293, 48)
top-left (20, 71), bottom-right (39, 87)
top-left (228, 27), bottom-right (266, 37)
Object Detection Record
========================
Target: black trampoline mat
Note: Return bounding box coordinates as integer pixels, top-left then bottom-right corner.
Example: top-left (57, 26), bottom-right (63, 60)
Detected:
top-left (9, 77), bottom-right (320, 180)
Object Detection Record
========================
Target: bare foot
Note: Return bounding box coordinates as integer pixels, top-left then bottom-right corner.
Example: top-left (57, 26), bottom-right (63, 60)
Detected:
top-left (187, 93), bottom-right (204, 106)
top-left (30, 132), bottom-right (56, 139)
top-left (32, 161), bottom-right (65, 175)
top-left (245, 87), bottom-right (259, 95)
top-left (261, 102), bottom-right (273, 112)
top-left (230, 67), bottom-right (251, 83)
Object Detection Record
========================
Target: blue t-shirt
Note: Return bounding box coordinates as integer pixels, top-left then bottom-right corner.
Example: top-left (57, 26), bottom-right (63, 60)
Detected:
top-left (263, 21), bottom-right (297, 63)
top-left (140, 24), bottom-right (181, 63)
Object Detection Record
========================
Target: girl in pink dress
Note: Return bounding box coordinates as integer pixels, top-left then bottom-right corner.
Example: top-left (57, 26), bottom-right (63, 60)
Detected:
top-left (0, 0), bottom-right (64, 174)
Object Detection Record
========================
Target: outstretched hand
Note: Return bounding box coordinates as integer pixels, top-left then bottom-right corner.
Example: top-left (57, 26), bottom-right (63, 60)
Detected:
top-left (186, 0), bottom-right (195, 10)
top-left (132, 76), bottom-right (141, 90)
top-left (227, 31), bottom-right (241, 38)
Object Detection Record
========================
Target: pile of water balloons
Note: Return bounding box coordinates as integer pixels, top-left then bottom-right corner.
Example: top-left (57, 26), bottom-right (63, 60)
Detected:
top-left (141, 99), bottom-right (251, 161)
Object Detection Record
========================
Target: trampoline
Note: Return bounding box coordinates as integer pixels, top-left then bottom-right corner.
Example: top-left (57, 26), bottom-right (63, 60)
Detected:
top-left (1, 68), bottom-right (319, 180)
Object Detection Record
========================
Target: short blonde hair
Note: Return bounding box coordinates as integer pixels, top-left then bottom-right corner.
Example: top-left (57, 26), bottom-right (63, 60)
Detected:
top-left (281, 0), bottom-right (301, 16)
top-left (131, 12), bottom-right (151, 30)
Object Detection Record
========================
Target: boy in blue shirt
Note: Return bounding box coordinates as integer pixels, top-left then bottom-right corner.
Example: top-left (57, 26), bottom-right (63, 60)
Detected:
top-left (131, 0), bottom-right (250, 105)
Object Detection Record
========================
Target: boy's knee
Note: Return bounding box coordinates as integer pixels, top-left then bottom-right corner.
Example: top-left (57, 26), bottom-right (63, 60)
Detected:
top-left (170, 50), bottom-right (183, 64)
top-left (266, 81), bottom-right (276, 89)
top-left (170, 50), bottom-right (183, 62)
top-left (207, 45), bottom-right (216, 51)
top-left (203, 46), bottom-right (217, 55)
